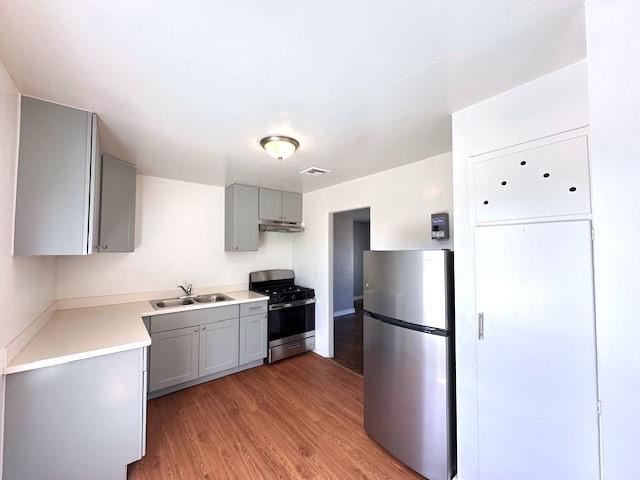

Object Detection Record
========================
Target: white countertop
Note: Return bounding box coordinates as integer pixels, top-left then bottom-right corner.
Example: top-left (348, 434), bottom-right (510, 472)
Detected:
top-left (6, 290), bottom-right (268, 375)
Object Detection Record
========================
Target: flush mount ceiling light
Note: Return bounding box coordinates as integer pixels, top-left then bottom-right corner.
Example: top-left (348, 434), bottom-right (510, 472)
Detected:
top-left (260, 135), bottom-right (300, 161)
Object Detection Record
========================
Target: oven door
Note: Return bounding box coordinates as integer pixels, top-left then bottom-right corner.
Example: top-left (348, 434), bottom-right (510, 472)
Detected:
top-left (268, 299), bottom-right (315, 347)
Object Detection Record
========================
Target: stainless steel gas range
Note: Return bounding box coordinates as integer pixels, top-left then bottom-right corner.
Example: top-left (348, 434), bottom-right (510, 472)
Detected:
top-left (249, 270), bottom-right (315, 363)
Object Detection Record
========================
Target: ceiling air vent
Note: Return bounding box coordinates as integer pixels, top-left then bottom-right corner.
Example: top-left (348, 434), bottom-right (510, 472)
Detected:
top-left (300, 167), bottom-right (331, 176)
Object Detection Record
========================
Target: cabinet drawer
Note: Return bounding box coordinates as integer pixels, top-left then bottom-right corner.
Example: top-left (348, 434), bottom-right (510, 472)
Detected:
top-left (149, 305), bottom-right (240, 333)
top-left (240, 301), bottom-right (268, 317)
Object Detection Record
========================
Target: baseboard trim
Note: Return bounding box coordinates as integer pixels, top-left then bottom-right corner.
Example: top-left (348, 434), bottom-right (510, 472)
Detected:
top-left (333, 308), bottom-right (356, 317)
top-left (4, 300), bottom-right (58, 368)
top-left (148, 359), bottom-right (264, 399)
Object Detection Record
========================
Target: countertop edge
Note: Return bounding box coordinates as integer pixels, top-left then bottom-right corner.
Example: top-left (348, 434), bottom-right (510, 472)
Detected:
top-left (5, 290), bottom-right (268, 375)
top-left (139, 293), bottom-right (269, 317)
top-left (4, 338), bottom-right (152, 375)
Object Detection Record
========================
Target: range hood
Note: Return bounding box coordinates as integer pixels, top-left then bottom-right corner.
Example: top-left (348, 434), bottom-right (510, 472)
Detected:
top-left (259, 221), bottom-right (304, 233)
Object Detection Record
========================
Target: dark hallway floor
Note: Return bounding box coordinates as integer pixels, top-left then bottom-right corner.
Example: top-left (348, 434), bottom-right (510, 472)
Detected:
top-left (333, 299), bottom-right (364, 374)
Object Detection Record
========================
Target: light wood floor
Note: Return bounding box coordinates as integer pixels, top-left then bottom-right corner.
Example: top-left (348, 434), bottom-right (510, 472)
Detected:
top-left (128, 353), bottom-right (422, 479)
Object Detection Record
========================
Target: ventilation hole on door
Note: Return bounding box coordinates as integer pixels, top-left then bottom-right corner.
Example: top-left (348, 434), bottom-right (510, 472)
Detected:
top-left (569, 187), bottom-right (577, 192)
top-left (543, 173), bottom-right (550, 178)
top-left (483, 200), bottom-right (489, 205)
top-left (520, 161), bottom-right (527, 166)
top-left (501, 181), bottom-right (507, 186)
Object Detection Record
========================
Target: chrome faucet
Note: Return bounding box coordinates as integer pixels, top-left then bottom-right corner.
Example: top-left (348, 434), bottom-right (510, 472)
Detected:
top-left (178, 283), bottom-right (193, 297)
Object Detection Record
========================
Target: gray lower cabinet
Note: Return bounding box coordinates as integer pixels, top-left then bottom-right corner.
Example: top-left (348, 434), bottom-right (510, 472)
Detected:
top-left (225, 184), bottom-right (259, 251)
top-left (149, 326), bottom-right (199, 392)
top-left (98, 154), bottom-right (137, 252)
top-left (282, 191), bottom-right (303, 223)
top-left (239, 313), bottom-right (268, 365)
top-left (146, 302), bottom-right (268, 397)
top-left (3, 348), bottom-right (146, 480)
top-left (199, 318), bottom-right (240, 376)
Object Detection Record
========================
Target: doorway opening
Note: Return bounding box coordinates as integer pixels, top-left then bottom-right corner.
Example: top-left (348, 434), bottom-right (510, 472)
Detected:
top-left (331, 207), bottom-right (370, 374)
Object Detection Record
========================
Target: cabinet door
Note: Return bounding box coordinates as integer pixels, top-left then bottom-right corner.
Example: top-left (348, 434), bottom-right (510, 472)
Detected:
top-left (88, 115), bottom-right (102, 253)
top-left (259, 188), bottom-right (283, 221)
top-left (14, 97), bottom-right (96, 255)
top-left (239, 313), bottom-right (267, 365)
top-left (98, 154), bottom-right (136, 252)
top-left (475, 221), bottom-right (600, 480)
top-left (199, 318), bottom-right (239, 377)
top-left (282, 191), bottom-right (302, 223)
top-left (149, 327), bottom-right (199, 392)
top-left (231, 184), bottom-right (259, 251)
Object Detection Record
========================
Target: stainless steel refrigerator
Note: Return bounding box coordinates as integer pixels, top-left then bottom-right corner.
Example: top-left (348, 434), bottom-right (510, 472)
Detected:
top-left (363, 249), bottom-right (456, 480)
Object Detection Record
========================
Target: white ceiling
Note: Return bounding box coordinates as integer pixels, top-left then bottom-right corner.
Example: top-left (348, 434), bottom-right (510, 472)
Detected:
top-left (0, 1), bottom-right (586, 193)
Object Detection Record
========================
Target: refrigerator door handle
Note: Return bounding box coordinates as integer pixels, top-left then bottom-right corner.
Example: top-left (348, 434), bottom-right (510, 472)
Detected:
top-left (478, 312), bottom-right (484, 340)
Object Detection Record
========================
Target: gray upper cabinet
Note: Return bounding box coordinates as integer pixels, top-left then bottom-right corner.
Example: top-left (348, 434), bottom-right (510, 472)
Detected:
top-left (14, 97), bottom-right (136, 255)
top-left (225, 184), bottom-right (259, 251)
top-left (282, 191), bottom-right (303, 223)
top-left (259, 188), bottom-right (303, 223)
top-left (259, 188), bottom-right (282, 221)
top-left (98, 154), bottom-right (136, 252)
top-left (14, 97), bottom-right (100, 255)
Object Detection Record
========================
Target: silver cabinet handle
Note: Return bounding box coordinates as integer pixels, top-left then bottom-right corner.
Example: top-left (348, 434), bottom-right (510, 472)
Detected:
top-left (202, 326), bottom-right (206, 330)
top-left (194, 328), bottom-right (199, 332)
top-left (249, 305), bottom-right (263, 310)
top-left (287, 343), bottom-right (300, 349)
top-left (234, 246), bottom-right (239, 250)
top-left (102, 244), bottom-right (108, 250)
top-left (478, 312), bottom-right (484, 340)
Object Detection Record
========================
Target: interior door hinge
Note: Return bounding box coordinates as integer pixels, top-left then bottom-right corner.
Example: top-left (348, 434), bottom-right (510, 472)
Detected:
top-left (597, 400), bottom-right (602, 415)
top-left (591, 229), bottom-right (595, 242)
top-left (478, 312), bottom-right (484, 340)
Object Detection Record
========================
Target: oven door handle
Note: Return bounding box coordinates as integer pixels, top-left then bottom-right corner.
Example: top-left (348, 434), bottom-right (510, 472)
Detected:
top-left (269, 298), bottom-right (316, 311)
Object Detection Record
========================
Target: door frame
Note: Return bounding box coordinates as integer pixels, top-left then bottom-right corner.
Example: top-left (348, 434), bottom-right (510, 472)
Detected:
top-left (328, 206), bottom-right (371, 358)
top-left (454, 126), bottom-right (602, 479)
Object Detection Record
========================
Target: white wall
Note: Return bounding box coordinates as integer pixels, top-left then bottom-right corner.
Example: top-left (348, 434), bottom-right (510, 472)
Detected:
top-left (586, 2), bottom-right (640, 478)
top-left (292, 151), bottom-right (452, 356)
top-left (0, 61), bottom-right (57, 474)
top-left (452, 60), bottom-right (589, 480)
top-left (56, 175), bottom-right (293, 299)
top-left (352, 219), bottom-right (370, 298)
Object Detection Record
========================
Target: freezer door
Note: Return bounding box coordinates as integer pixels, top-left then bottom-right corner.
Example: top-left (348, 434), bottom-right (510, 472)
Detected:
top-left (364, 313), bottom-right (453, 480)
top-left (363, 250), bottom-right (451, 329)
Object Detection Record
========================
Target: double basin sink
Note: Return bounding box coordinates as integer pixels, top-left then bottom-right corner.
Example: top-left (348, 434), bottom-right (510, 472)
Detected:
top-left (150, 293), bottom-right (233, 310)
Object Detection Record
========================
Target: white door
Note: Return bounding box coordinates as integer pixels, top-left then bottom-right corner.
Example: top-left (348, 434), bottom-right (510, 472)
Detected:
top-left (199, 318), bottom-right (239, 377)
top-left (475, 220), bottom-right (599, 480)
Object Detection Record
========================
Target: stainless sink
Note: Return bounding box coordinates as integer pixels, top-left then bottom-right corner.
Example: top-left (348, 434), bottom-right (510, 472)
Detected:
top-left (150, 298), bottom-right (195, 309)
top-left (193, 294), bottom-right (233, 303)
top-left (150, 293), bottom-right (233, 310)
